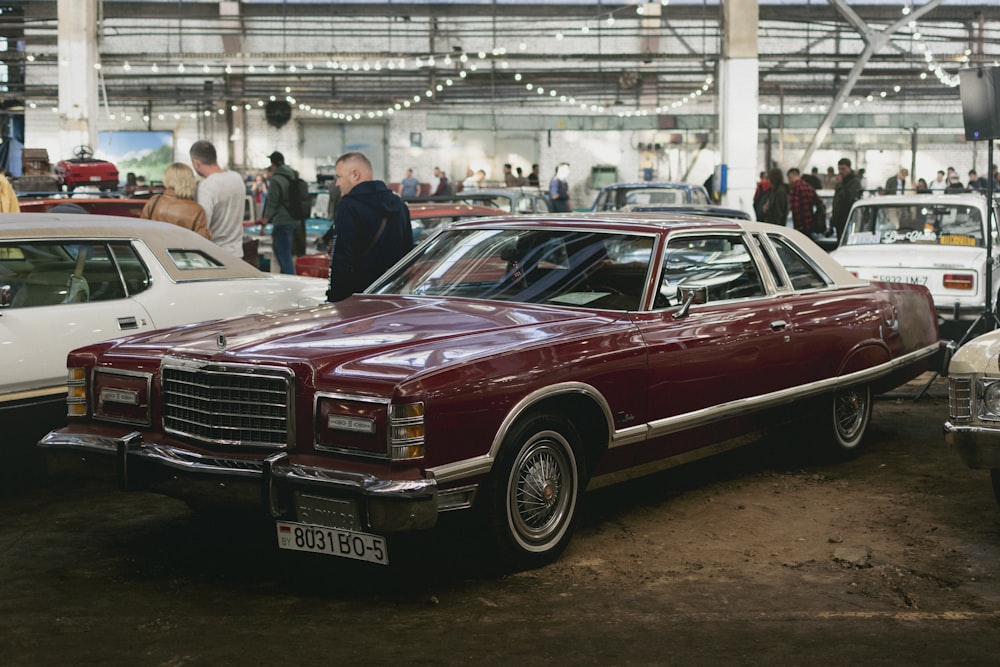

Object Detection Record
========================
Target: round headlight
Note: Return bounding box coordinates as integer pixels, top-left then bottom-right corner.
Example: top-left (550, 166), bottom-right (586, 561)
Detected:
top-left (983, 381), bottom-right (1000, 418)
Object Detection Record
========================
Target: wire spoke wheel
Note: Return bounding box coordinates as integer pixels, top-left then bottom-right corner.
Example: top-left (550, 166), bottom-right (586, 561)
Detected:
top-left (490, 412), bottom-right (584, 569)
top-left (508, 437), bottom-right (571, 544)
top-left (827, 384), bottom-right (872, 455)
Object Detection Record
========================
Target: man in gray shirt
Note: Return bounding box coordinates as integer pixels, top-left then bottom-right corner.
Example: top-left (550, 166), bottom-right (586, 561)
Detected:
top-left (189, 140), bottom-right (247, 259)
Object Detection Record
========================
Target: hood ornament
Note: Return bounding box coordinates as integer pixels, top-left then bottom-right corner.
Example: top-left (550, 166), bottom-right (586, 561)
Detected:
top-left (216, 333), bottom-right (227, 349)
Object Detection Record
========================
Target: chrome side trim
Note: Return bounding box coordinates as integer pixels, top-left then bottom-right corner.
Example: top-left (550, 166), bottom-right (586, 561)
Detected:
top-left (610, 424), bottom-right (649, 448)
top-left (644, 342), bottom-right (940, 440)
top-left (428, 342), bottom-right (939, 484)
top-left (428, 454), bottom-right (492, 484)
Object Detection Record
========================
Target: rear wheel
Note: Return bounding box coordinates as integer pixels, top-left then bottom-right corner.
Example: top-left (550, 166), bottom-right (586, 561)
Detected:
top-left (488, 412), bottom-right (585, 570)
top-left (824, 384), bottom-right (872, 457)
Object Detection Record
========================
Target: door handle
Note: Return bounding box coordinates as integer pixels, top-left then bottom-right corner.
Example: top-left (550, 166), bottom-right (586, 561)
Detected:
top-left (118, 316), bottom-right (138, 330)
top-left (770, 320), bottom-right (788, 331)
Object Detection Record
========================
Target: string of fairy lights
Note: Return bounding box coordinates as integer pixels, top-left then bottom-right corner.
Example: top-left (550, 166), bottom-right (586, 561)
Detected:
top-left (19, 1), bottom-right (996, 126)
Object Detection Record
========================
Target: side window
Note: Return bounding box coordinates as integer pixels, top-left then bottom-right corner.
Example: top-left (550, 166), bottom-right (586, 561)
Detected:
top-left (658, 234), bottom-right (766, 305)
top-left (2, 241), bottom-right (126, 308)
top-left (110, 243), bottom-right (151, 296)
top-left (768, 236), bottom-right (828, 291)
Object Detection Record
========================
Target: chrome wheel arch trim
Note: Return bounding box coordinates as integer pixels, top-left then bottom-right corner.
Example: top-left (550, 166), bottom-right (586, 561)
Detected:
top-left (427, 381), bottom-right (615, 484)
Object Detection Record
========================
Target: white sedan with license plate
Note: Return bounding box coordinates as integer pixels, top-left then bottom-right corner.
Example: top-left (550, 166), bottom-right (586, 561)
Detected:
top-left (830, 193), bottom-right (1000, 326)
top-left (0, 213), bottom-right (329, 416)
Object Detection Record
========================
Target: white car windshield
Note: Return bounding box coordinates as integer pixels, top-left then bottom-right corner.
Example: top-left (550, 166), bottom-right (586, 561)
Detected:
top-left (842, 203), bottom-right (985, 247)
top-left (370, 228), bottom-right (654, 311)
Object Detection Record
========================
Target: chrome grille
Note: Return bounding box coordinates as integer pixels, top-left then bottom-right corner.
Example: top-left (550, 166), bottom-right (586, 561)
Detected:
top-left (948, 378), bottom-right (972, 421)
top-left (162, 364), bottom-right (292, 448)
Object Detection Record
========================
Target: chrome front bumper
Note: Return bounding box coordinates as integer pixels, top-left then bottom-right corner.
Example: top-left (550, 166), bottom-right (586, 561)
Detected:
top-left (944, 421), bottom-right (1000, 470)
top-left (39, 430), bottom-right (443, 532)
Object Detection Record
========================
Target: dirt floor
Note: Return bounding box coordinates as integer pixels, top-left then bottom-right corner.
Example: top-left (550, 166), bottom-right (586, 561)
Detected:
top-left (2, 373), bottom-right (999, 665)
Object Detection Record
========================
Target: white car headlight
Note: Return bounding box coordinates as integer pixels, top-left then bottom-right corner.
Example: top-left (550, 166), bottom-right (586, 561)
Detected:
top-left (980, 379), bottom-right (1000, 420)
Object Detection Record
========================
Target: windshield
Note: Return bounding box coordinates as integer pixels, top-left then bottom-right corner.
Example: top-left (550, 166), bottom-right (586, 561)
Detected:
top-left (842, 203), bottom-right (985, 247)
top-left (370, 228), bottom-right (655, 311)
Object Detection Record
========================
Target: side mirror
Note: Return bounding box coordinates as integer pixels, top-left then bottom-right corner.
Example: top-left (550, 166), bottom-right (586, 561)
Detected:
top-left (672, 285), bottom-right (708, 319)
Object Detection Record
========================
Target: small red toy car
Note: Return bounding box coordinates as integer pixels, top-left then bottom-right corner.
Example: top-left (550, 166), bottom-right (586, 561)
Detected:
top-left (54, 145), bottom-right (119, 191)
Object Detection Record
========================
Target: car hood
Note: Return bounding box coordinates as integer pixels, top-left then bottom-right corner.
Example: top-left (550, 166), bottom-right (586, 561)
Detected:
top-left (102, 295), bottom-right (625, 385)
top-left (831, 244), bottom-right (986, 269)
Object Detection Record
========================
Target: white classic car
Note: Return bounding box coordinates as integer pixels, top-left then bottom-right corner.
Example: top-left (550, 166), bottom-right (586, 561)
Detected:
top-left (944, 330), bottom-right (1000, 505)
top-left (0, 213), bottom-right (329, 416)
top-left (830, 193), bottom-right (1000, 330)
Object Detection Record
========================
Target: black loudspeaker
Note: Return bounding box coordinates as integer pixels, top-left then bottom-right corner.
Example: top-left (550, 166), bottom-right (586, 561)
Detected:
top-left (960, 67), bottom-right (1000, 141)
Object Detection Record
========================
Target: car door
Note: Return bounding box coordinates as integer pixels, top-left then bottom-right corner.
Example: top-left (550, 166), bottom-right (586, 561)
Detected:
top-left (629, 231), bottom-right (796, 463)
top-left (0, 240), bottom-right (156, 398)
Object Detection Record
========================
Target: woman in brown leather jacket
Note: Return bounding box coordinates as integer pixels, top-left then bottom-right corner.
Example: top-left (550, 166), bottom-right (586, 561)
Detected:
top-left (140, 163), bottom-right (211, 239)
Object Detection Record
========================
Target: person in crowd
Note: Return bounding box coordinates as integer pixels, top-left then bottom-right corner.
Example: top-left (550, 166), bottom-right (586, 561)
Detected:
top-left (503, 163), bottom-right (517, 187)
top-left (515, 166), bottom-right (525, 185)
top-left (916, 178), bottom-right (930, 193)
top-left (549, 163), bottom-right (572, 212)
top-left (752, 171), bottom-right (771, 221)
top-left (431, 166), bottom-right (449, 196)
top-left (822, 166), bottom-right (837, 189)
top-left (968, 169), bottom-right (988, 192)
top-left (528, 163), bottom-right (540, 187)
top-left (803, 167), bottom-right (823, 190)
top-left (831, 157), bottom-right (863, 240)
top-left (139, 162), bottom-right (210, 238)
top-left (786, 167), bottom-right (817, 234)
top-left (399, 168), bottom-right (420, 200)
top-left (945, 172), bottom-right (966, 193)
top-left (260, 151), bottom-right (302, 275)
top-left (251, 172), bottom-right (268, 214)
top-left (762, 167), bottom-right (789, 226)
top-left (462, 168), bottom-right (486, 191)
top-left (884, 167), bottom-right (908, 195)
top-left (327, 151), bottom-right (413, 302)
top-left (930, 170), bottom-right (947, 192)
top-left (0, 172), bottom-right (20, 212)
top-left (189, 140), bottom-right (246, 258)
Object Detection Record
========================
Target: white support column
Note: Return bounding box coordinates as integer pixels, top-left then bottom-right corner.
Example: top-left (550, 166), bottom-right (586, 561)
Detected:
top-left (719, 0), bottom-right (759, 216)
top-left (56, 0), bottom-right (98, 154)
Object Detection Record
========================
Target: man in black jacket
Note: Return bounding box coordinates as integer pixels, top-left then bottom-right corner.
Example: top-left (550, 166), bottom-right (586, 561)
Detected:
top-left (327, 152), bottom-right (413, 302)
top-left (831, 158), bottom-right (862, 241)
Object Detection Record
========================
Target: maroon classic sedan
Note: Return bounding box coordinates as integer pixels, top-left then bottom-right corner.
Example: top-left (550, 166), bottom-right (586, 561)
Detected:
top-left (40, 214), bottom-right (941, 569)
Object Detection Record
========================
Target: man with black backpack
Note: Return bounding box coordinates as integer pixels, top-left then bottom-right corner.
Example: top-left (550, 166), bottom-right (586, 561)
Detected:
top-left (262, 151), bottom-right (307, 274)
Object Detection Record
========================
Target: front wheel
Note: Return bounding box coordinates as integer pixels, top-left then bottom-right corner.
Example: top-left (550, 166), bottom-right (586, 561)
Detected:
top-left (488, 413), bottom-right (585, 569)
top-left (824, 384), bottom-right (872, 457)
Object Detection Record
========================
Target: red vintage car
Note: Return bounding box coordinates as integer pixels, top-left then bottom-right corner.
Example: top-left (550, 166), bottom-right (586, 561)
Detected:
top-left (293, 200), bottom-right (507, 278)
top-left (40, 214), bottom-right (942, 569)
top-left (17, 196), bottom-right (147, 218)
top-left (53, 146), bottom-right (120, 191)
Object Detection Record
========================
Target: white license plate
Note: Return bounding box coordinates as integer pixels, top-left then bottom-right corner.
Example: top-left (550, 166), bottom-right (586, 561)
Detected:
top-left (276, 521), bottom-right (388, 565)
top-left (872, 274), bottom-right (928, 285)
